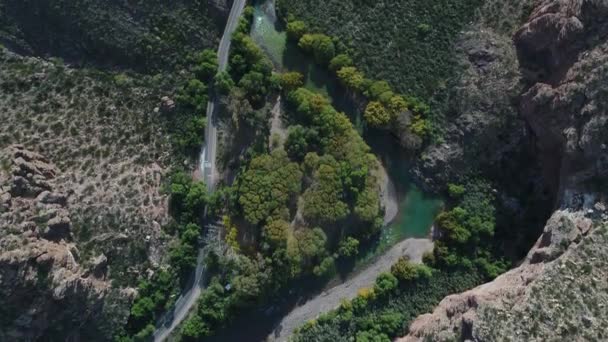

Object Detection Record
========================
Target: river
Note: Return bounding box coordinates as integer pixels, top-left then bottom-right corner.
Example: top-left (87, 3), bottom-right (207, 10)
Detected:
top-left (251, 0), bottom-right (443, 264)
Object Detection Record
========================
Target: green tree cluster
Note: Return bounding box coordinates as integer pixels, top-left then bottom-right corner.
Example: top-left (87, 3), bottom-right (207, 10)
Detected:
top-left (192, 49), bottom-right (218, 82)
top-left (229, 13), bottom-right (276, 109)
top-left (284, 17), bottom-right (433, 142)
top-left (298, 33), bottom-right (336, 65)
top-left (431, 179), bottom-right (507, 278)
top-left (286, 20), bottom-right (308, 41)
top-left (390, 257), bottom-right (432, 282)
top-left (237, 149), bottom-right (303, 226)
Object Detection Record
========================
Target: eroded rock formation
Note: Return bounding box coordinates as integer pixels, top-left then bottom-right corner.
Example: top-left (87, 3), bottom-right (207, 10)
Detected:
top-left (400, 0), bottom-right (608, 340)
top-left (0, 145), bottom-right (133, 341)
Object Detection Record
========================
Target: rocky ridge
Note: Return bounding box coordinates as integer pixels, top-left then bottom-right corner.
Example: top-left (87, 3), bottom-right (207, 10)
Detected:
top-left (400, 0), bottom-right (608, 340)
top-left (0, 145), bottom-right (133, 340)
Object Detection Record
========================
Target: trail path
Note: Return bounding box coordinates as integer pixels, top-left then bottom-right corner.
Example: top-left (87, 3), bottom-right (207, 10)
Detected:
top-left (267, 238), bottom-right (434, 342)
top-left (153, 1), bottom-right (246, 340)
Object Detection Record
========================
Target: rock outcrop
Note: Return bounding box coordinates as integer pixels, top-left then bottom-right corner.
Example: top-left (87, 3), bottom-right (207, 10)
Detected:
top-left (399, 206), bottom-right (608, 342)
top-left (400, 0), bottom-right (608, 340)
top-left (0, 145), bottom-right (133, 341)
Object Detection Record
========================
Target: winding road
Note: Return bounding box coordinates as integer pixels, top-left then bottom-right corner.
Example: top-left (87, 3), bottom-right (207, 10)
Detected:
top-left (267, 238), bottom-right (434, 342)
top-left (153, 1), bottom-right (246, 341)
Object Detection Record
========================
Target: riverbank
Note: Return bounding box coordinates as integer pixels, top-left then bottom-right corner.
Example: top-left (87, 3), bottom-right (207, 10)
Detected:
top-left (267, 238), bottom-right (434, 341)
top-left (378, 160), bottom-right (399, 225)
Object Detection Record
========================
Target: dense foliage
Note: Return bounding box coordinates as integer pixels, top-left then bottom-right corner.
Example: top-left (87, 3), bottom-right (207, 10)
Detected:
top-left (121, 171), bottom-right (208, 341)
top-left (276, 0), bottom-right (483, 99)
top-left (293, 270), bottom-right (482, 341)
top-left (280, 16), bottom-right (433, 149)
top-left (292, 176), bottom-right (512, 340)
top-left (0, 0), bottom-right (223, 71)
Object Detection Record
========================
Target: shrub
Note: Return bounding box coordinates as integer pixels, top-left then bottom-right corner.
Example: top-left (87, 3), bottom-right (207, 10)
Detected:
top-left (279, 71), bottom-right (305, 92)
top-left (390, 257), bottom-right (433, 283)
top-left (373, 272), bottom-right (398, 297)
top-left (336, 66), bottom-right (365, 92)
top-left (447, 183), bottom-right (466, 198)
top-left (364, 101), bottom-right (392, 127)
top-left (338, 237), bottom-right (360, 258)
top-left (329, 54), bottom-right (353, 72)
top-left (287, 20), bottom-right (308, 41)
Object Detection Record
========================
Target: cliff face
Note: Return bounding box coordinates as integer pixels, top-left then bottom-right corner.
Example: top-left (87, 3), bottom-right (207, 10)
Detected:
top-left (400, 0), bottom-right (608, 340)
top-left (0, 145), bottom-right (134, 341)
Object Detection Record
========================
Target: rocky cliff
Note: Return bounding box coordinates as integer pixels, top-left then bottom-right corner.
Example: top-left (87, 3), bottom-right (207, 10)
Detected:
top-left (400, 0), bottom-right (608, 340)
top-left (0, 145), bottom-right (134, 340)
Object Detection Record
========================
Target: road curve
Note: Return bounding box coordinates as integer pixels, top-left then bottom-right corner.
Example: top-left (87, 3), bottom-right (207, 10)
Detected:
top-left (266, 238), bottom-right (434, 342)
top-left (153, 1), bottom-right (246, 341)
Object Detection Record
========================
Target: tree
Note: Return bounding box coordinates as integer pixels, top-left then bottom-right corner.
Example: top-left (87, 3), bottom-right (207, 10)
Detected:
top-left (133, 324), bottom-right (155, 342)
top-left (302, 160), bottom-right (350, 225)
top-left (298, 33), bottom-right (335, 65)
top-left (238, 150), bottom-right (303, 225)
top-left (295, 227), bottom-right (327, 260)
top-left (263, 219), bottom-right (289, 249)
top-left (409, 114), bottom-right (428, 137)
top-left (214, 71), bottom-right (234, 94)
top-left (337, 66), bottom-right (365, 91)
top-left (223, 87), bottom-right (253, 130)
top-left (364, 101), bottom-right (392, 127)
top-left (313, 256), bottom-right (335, 277)
top-left (447, 183), bottom-right (466, 198)
top-left (169, 241), bottom-right (197, 273)
top-left (297, 34), bottom-right (316, 52)
top-left (185, 181), bottom-right (207, 213)
top-left (313, 34), bottom-right (336, 65)
top-left (285, 125), bottom-right (319, 161)
top-left (287, 20), bottom-right (308, 41)
top-left (436, 207), bottom-right (471, 244)
top-left (176, 79), bottom-right (208, 113)
top-left (338, 237), bottom-right (360, 258)
top-left (373, 272), bottom-right (398, 297)
top-left (279, 71), bottom-right (304, 92)
top-left (182, 315), bottom-right (208, 340)
top-left (356, 330), bottom-right (391, 342)
top-left (223, 216), bottom-right (240, 253)
top-left (366, 80), bottom-right (393, 101)
top-left (239, 71), bottom-right (268, 106)
top-left (181, 223), bottom-right (200, 246)
top-left (387, 95), bottom-right (408, 116)
top-left (390, 256), bottom-right (433, 282)
top-left (329, 54), bottom-right (353, 72)
top-left (193, 49), bottom-right (218, 81)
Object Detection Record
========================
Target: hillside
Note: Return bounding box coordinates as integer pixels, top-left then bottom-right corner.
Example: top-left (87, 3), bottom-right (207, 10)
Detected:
top-left (0, 1), bottom-right (226, 339)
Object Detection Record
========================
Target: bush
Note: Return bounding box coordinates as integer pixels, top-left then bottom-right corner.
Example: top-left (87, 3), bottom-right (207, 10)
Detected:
top-left (298, 33), bottom-right (336, 65)
top-left (373, 272), bottom-right (398, 297)
top-left (279, 71), bottom-right (305, 92)
top-left (214, 71), bottom-right (234, 94)
top-left (176, 79), bottom-right (208, 113)
top-left (447, 183), bottom-right (466, 198)
top-left (287, 20), bottom-right (308, 41)
top-left (390, 257), bottom-right (433, 283)
top-left (336, 66), bottom-right (365, 92)
top-left (338, 237), bottom-right (360, 258)
top-left (364, 101), bottom-right (392, 127)
top-left (329, 54), bottom-right (353, 72)
top-left (193, 49), bottom-right (218, 82)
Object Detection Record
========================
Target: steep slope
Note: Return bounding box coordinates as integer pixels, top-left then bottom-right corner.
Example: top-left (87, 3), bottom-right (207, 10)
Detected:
top-left (400, 0), bottom-right (608, 340)
top-left (0, 0), bottom-right (226, 71)
top-left (0, 145), bottom-right (133, 341)
top-left (0, 1), bottom-right (227, 339)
